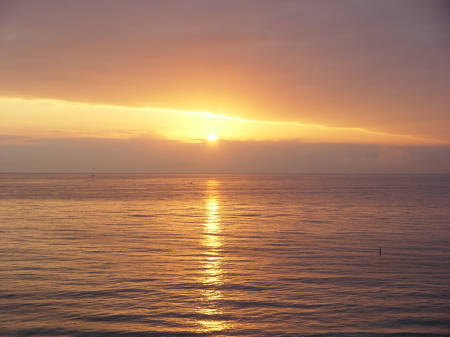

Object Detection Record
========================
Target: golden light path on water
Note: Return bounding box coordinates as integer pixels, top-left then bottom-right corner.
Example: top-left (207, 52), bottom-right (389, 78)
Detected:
top-left (196, 180), bottom-right (229, 334)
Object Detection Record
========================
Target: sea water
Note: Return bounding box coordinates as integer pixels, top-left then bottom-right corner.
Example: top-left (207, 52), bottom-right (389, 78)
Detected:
top-left (0, 174), bottom-right (449, 336)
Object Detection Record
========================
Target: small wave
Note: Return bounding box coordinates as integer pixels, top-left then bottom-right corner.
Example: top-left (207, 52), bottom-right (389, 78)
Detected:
top-left (75, 313), bottom-right (163, 323)
top-left (60, 288), bottom-right (157, 299)
top-left (129, 214), bottom-right (157, 217)
top-left (202, 232), bottom-right (229, 237)
top-left (266, 213), bottom-right (292, 217)
top-left (224, 299), bottom-right (327, 310)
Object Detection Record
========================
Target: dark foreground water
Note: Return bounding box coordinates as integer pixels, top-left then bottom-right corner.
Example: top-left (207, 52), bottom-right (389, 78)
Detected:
top-left (0, 174), bottom-right (449, 337)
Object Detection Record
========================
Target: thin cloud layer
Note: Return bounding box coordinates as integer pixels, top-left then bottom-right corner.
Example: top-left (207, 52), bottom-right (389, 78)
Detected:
top-left (1, 0), bottom-right (449, 142)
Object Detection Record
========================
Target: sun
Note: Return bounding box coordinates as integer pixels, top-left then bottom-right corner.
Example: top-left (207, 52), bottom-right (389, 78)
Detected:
top-left (207, 134), bottom-right (219, 141)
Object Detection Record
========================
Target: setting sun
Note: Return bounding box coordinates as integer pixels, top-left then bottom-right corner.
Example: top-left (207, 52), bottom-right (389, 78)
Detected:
top-left (207, 134), bottom-right (219, 141)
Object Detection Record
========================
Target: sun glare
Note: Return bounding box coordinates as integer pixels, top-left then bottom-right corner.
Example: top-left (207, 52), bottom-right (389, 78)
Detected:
top-left (207, 134), bottom-right (219, 141)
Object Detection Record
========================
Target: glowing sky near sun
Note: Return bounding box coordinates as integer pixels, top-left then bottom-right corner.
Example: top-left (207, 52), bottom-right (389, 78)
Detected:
top-left (0, 98), bottom-right (445, 145)
top-left (0, 0), bottom-right (449, 173)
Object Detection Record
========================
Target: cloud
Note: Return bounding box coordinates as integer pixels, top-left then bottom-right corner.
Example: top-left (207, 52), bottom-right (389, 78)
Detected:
top-left (0, 0), bottom-right (449, 142)
top-left (1, 136), bottom-right (449, 174)
top-left (4, 97), bottom-right (446, 145)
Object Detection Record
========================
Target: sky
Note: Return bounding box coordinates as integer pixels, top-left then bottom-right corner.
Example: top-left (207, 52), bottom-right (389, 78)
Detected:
top-left (1, 0), bottom-right (449, 173)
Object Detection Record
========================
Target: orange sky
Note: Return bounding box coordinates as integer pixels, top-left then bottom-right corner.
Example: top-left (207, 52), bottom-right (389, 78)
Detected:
top-left (0, 0), bottom-right (449, 173)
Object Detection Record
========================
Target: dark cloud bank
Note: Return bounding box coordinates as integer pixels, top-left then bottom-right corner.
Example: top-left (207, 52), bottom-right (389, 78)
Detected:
top-left (1, 138), bottom-right (449, 174)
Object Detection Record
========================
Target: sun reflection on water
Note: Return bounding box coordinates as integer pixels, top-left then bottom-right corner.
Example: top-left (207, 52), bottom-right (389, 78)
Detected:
top-left (196, 180), bottom-right (230, 334)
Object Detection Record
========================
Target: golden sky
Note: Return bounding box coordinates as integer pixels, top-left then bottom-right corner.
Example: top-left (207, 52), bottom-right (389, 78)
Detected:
top-left (0, 0), bottom-right (449, 173)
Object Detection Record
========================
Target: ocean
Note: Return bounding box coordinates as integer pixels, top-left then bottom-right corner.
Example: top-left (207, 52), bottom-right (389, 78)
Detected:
top-left (1, 174), bottom-right (449, 337)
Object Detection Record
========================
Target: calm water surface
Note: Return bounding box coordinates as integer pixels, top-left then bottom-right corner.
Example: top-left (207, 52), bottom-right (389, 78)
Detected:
top-left (1, 174), bottom-right (449, 336)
